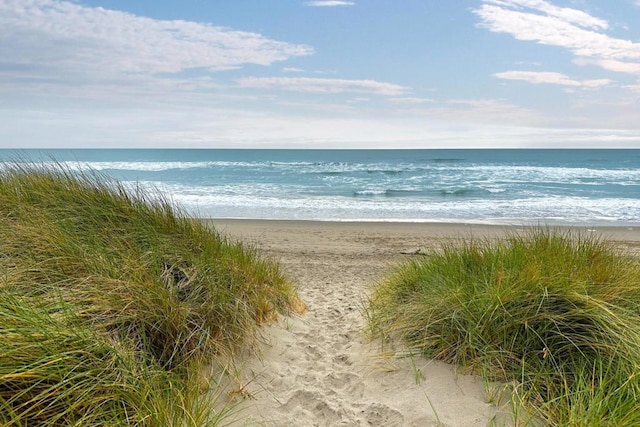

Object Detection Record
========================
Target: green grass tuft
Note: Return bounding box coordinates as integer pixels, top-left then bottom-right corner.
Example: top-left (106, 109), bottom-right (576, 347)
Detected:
top-left (0, 162), bottom-right (301, 425)
top-left (367, 228), bottom-right (640, 426)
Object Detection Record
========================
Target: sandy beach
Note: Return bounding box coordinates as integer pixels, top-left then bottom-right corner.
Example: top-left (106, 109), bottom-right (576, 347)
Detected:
top-left (211, 220), bottom-right (640, 427)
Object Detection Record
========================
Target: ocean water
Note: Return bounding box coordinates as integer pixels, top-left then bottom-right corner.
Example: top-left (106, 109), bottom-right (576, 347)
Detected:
top-left (1, 149), bottom-right (639, 226)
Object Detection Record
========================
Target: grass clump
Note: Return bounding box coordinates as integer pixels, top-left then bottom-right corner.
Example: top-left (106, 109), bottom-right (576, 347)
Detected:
top-left (0, 163), bottom-right (300, 425)
top-left (367, 228), bottom-right (640, 426)
top-left (0, 291), bottom-right (218, 426)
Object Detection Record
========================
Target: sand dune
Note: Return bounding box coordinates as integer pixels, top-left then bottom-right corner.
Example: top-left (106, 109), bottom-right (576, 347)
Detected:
top-left (212, 220), bottom-right (640, 426)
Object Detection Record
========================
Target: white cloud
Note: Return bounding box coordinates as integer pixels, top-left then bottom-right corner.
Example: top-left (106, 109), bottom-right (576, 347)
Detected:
top-left (0, 0), bottom-right (312, 78)
top-left (498, 71), bottom-right (579, 86)
top-left (574, 57), bottom-right (640, 74)
top-left (304, 1), bottom-right (355, 7)
top-left (495, 70), bottom-right (612, 88)
top-left (475, 0), bottom-right (640, 76)
top-left (486, 0), bottom-right (608, 29)
top-left (236, 77), bottom-right (408, 96)
top-left (580, 79), bottom-right (614, 88)
top-left (443, 99), bottom-right (543, 124)
top-left (625, 83), bottom-right (640, 94)
top-left (389, 97), bottom-right (435, 105)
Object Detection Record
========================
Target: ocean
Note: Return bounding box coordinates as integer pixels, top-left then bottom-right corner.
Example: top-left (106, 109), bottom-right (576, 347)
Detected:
top-left (1, 149), bottom-right (639, 226)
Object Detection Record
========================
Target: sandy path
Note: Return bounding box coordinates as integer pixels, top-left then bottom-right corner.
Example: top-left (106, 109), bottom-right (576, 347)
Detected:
top-left (212, 220), bottom-right (640, 426)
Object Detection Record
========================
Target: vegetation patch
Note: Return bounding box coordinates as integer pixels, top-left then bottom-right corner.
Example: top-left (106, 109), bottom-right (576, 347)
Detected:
top-left (0, 163), bottom-right (301, 425)
top-left (367, 228), bottom-right (640, 426)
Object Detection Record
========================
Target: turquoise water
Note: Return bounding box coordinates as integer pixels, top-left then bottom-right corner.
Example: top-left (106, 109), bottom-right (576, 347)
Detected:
top-left (2, 149), bottom-right (639, 225)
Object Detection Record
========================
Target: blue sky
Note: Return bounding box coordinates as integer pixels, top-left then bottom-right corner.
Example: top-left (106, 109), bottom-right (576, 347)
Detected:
top-left (1, 0), bottom-right (640, 148)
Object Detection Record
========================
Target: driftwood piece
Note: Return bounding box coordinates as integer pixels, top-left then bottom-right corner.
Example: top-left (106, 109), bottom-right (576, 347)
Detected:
top-left (400, 248), bottom-right (428, 256)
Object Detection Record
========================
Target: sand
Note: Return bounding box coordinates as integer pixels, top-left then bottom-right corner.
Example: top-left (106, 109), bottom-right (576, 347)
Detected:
top-left (210, 220), bottom-right (640, 427)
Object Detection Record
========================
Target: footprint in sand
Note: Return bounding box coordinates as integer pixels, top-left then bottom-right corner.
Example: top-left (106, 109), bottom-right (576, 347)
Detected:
top-left (322, 371), bottom-right (366, 399)
top-left (322, 371), bottom-right (360, 391)
top-left (282, 390), bottom-right (345, 424)
top-left (304, 344), bottom-right (325, 362)
top-left (360, 403), bottom-right (405, 427)
top-left (332, 353), bottom-right (353, 366)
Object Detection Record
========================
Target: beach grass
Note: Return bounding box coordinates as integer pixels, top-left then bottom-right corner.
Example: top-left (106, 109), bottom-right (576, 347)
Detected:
top-left (367, 228), bottom-right (640, 426)
top-left (0, 163), bottom-right (301, 425)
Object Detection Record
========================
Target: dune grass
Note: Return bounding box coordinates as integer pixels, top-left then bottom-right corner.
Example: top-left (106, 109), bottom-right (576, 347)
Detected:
top-left (0, 163), bottom-right (301, 425)
top-left (367, 228), bottom-right (640, 426)
top-left (0, 291), bottom-right (226, 426)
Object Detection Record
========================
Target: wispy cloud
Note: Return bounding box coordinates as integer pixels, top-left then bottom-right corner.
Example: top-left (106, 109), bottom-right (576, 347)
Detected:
top-left (573, 58), bottom-right (640, 74)
top-left (0, 0), bottom-right (312, 80)
top-left (304, 1), bottom-right (355, 7)
top-left (495, 71), bottom-right (612, 88)
top-left (442, 99), bottom-right (542, 125)
top-left (236, 77), bottom-right (408, 96)
top-left (474, 0), bottom-right (640, 76)
top-left (388, 97), bottom-right (435, 105)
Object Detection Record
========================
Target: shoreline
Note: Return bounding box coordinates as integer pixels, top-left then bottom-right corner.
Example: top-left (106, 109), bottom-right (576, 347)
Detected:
top-left (208, 217), bottom-right (640, 228)
top-left (208, 218), bottom-right (640, 246)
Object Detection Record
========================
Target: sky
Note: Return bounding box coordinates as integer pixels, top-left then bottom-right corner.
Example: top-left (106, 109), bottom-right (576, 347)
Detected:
top-left (1, 0), bottom-right (640, 149)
